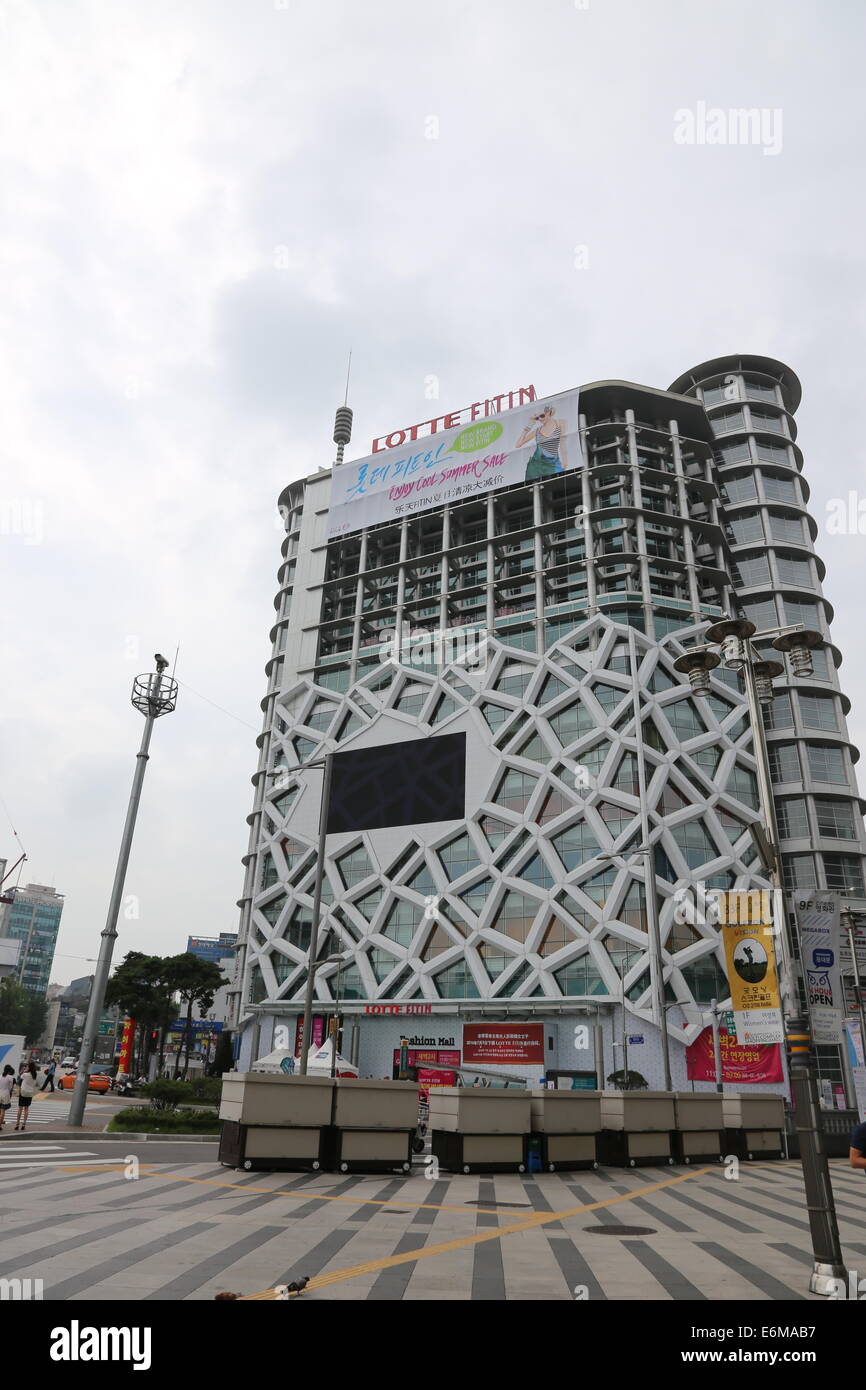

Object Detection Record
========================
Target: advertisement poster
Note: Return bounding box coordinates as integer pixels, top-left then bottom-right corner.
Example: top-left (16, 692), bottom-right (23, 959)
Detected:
top-left (844, 1019), bottom-right (866, 1121)
top-left (463, 1023), bottom-right (544, 1066)
top-left (294, 1015), bottom-right (326, 1057)
top-left (686, 1026), bottom-right (784, 1084)
top-left (392, 1048), bottom-right (461, 1072)
top-left (117, 1017), bottom-right (136, 1073)
top-left (327, 387), bottom-right (582, 539)
top-left (720, 891), bottom-right (785, 1044)
top-left (795, 892), bottom-right (843, 1044)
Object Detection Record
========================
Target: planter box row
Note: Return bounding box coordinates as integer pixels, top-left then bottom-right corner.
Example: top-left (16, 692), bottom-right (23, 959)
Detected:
top-left (219, 1120), bottom-right (415, 1173)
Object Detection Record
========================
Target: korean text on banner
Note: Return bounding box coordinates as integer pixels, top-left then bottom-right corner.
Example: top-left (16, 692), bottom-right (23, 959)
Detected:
top-left (720, 890), bottom-right (785, 1045)
top-left (795, 892), bottom-right (843, 1044)
top-left (326, 387), bottom-right (582, 539)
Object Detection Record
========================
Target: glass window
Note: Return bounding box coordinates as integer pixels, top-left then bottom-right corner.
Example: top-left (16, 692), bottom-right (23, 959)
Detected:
top-left (799, 694), bottom-right (838, 732)
top-left (681, 953), bottom-right (730, 1005)
top-left (762, 474), bottom-right (798, 503)
top-left (717, 440), bottom-right (752, 466)
top-left (769, 513), bottom-right (804, 545)
top-left (784, 599), bottom-right (820, 632)
top-left (755, 439), bottom-right (790, 466)
top-left (807, 745), bottom-right (847, 784)
top-left (762, 693), bottom-right (794, 730)
top-left (782, 854), bottom-right (818, 889)
top-left (553, 955), bottom-right (609, 997)
top-left (711, 408), bottom-right (746, 436)
top-left (494, 769), bottom-right (539, 813)
top-left (815, 800), bottom-right (858, 840)
top-left (750, 410), bottom-right (786, 435)
top-left (775, 797), bottom-right (809, 839)
top-left (722, 474), bottom-right (758, 503)
top-left (433, 961), bottom-right (480, 999)
top-left (822, 854), bottom-right (865, 894)
top-left (732, 554), bottom-right (770, 588)
top-left (727, 514), bottom-right (764, 545)
top-left (671, 819), bottom-right (719, 869)
top-left (552, 822), bottom-right (600, 870)
top-left (768, 743), bottom-right (800, 785)
top-left (743, 598), bottom-right (778, 631)
top-left (775, 555), bottom-right (812, 587)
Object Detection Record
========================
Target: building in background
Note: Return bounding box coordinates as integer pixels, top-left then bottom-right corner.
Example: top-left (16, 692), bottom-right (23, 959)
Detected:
top-left (231, 357), bottom-right (866, 1091)
top-left (0, 883), bottom-right (64, 996)
top-left (186, 933), bottom-right (237, 965)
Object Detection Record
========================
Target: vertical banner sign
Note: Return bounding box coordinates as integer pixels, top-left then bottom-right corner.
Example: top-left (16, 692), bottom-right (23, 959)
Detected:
top-left (117, 1017), bottom-right (136, 1073)
top-left (844, 1020), bottom-right (866, 1122)
top-left (327, 387), bottom-right (582, 540)
top-left (720, 891), bottom-right (785, 1044)
top-left (795, 893), bottom-right (843, 1044)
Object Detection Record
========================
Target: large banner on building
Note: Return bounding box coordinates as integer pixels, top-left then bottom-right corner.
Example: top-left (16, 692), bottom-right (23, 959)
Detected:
top-left (463, 1023), bottom-right (544, 1066)
top-left (795, 892), bottom-right (843, 1044)
top-left (326, 387), bottom-right (582, 540)
top-left (720, 891), bottom-right (785, 1045)
top-left (686, 1026), bottom-right (784, 1084)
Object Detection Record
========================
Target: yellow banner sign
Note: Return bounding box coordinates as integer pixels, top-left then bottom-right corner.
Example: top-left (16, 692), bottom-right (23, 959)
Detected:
top-left (719, 891), bottom-right (784, 1044)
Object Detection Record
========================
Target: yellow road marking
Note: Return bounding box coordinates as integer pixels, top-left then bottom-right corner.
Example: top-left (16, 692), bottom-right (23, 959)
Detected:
top-left (239, 1165), bottom-right (719, 1297)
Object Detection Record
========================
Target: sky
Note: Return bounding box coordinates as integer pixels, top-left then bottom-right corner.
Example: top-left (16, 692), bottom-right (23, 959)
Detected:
top-left (1, 0), bottom-right (864, 985)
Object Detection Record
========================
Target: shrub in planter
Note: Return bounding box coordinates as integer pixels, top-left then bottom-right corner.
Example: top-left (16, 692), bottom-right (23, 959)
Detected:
top-left (606, 1069), bottom-right (649, 1091)
top-left (107, 1104), bottom-right (220, 1134)
top-left (139, 1079), bottom-right (191, 1111)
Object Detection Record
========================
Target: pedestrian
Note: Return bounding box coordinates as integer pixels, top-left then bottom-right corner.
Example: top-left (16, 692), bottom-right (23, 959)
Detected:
top-left (14, 1061), bottom-right (40, 1131)
top-left (0, 1065), bottom-right (14, 1130)
top-left (850, 1116), bottom-right (866, 1173)
top-left (40, 1059), bottom-right (57, 1093)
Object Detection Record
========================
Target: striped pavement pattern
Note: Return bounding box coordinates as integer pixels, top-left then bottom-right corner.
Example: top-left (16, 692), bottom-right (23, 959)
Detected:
top-left (1, 1153), bottom-right (865, 1301)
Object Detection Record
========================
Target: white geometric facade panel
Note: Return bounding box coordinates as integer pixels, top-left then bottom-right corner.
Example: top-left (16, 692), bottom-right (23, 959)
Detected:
top-left (245, 613), bottom-right (769, 1046)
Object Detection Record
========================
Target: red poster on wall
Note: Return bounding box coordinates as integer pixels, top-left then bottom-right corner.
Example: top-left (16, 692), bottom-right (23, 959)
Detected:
top-left (294, 1016), bottom-right (326, 1056)
top-left (117, 1018), bottom-right (135, 1073)
top-left (686, 1026), bottom-right (783, 1084)
top-left (463, 1023), bottom-right (544, 1066)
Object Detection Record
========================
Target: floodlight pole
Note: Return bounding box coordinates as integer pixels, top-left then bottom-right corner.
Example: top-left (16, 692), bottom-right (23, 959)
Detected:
top-left (68, 660), bottom-right (177, 1127)
top-left (701, 619), bottom-right (846, 1296)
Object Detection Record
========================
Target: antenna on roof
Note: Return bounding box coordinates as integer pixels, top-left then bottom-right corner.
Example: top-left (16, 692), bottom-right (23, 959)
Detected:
top-left (333, 350), bottom-right (353, 466)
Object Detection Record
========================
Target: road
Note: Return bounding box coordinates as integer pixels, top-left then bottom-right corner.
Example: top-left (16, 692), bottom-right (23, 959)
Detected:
top-left (2, 1144), bottom-right (865, 1300)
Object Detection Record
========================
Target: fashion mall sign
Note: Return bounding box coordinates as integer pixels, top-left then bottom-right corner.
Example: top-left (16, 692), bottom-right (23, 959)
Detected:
top-left (371, 386), bottom-right (538, 452)
top-left (327, 385), bottom-right (582, 540)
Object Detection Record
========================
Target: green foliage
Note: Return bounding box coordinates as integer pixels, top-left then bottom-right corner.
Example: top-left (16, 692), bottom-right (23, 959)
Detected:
top-left (186, 1076), bottom-right (222, 1104)
top-left (107, 1105), bottom-right (221, 1134)
top-left (138, 1079), bottom-right (191, 1111)
top-left (105, 952), bottom-right (176, 1033)
top-left (606, 1069), bottom-right (649, 1091)
top-left (0, 978), bottom-right (47, 1044)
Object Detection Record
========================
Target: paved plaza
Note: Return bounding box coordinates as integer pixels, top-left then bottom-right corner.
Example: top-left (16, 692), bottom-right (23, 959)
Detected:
top-left (2, 1131), bottom-right (866, 1301)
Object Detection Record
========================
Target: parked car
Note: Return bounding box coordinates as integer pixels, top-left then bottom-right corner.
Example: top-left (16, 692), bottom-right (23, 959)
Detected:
top-left (58, 1066), bottom-right (112, 1094)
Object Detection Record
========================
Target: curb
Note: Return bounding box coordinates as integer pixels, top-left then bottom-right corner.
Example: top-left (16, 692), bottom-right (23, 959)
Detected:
top-left (0, 1130), bottom-right (218, 1143)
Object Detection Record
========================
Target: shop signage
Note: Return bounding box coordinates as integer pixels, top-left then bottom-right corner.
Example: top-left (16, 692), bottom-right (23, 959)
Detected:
top-left (363, 1004), bottom-right (433, 1016)
top-left (686, 1027), bottom-right (783, 1085)
top-left (392, 1048), bottom-right (461, 1071)
top-left (370, 386), bottom-right (538, 453)
top-left (795, 892), bottom-right (843, 1044)
top-left (463, 1023), bottom-right (544, 1066)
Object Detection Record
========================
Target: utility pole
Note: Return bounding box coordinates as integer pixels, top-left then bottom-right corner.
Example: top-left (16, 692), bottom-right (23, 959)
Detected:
top-left (67, 657), bottom-right (177, 1127)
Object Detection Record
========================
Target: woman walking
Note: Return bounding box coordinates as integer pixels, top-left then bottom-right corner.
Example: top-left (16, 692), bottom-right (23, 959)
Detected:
top-left (14, 1061), bottom-right (40, 1131)
top-left (0, 1065), bottom-right (14, 1130)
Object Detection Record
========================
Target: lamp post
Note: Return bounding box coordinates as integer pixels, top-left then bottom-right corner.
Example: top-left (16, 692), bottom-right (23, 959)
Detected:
top-left (68, 657), bottom-right (177, 1128)
top-left (678, 617), bottom-right (846, 1296)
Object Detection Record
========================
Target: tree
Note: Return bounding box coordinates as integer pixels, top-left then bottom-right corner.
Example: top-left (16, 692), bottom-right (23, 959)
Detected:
top-left (105, 952), bottom-right (177, 1076)
top-left (163, 954), bottom-right (227, 1080)
top-left (0, 979), bottom-right (47, 1045)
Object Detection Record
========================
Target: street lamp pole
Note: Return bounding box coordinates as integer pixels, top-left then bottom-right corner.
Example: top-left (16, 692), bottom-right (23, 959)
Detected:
top-left (682, 618), bottom-right (847, 1296)
top-left (628, 625), bottom-right (672, 1090)
top-left (68, 657), bottom-right (177, 1128)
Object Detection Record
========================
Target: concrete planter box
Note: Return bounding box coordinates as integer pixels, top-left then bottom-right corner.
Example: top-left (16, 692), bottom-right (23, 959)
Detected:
top-left (334, 1128), bottom-right (413, 1173)
top-left (597, 1129), bottom-right (675, 1167)
top-left (600, 1091), bottom-right (676, 1132)
top-left (332, 1078), bottom-right (419, 1130)
top-left (428, 1087), bottom-right (532, 1134)
top-left (218, 1119), bottom-right (332, 1171)
top-left (218, 1072), bottom-right (335, 1128)
top-left (538, 1133), bottom-right (598, 1171)
top-left (723, 1094), bottom-right (785, 1130)
top-left (432, 1130), bottom-right (526, 1173)
top-left (673, 1094), bottom-right (725, 1131)
top-left (530, 1090), bottom-right (602, 1134)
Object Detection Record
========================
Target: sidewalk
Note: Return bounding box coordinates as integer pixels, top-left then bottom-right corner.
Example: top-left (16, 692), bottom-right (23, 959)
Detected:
top-left (0, 1091), bottom-right (131, 1140)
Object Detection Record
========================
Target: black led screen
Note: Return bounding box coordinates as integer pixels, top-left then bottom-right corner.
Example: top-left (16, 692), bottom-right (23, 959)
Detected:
top-left (325, 733), bottom-right (467, 834)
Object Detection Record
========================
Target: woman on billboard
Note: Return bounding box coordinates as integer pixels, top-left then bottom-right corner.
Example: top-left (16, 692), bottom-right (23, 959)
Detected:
top-left (516, 403), bottom-right (570, 480)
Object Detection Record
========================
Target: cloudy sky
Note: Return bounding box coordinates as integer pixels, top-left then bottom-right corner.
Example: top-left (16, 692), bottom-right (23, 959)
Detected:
top-left (1, 0), bottom-right (864, 985)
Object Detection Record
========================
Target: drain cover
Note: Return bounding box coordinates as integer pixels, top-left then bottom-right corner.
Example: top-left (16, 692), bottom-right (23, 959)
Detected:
top-left (584, 1225), bottom-right (656, 1236)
